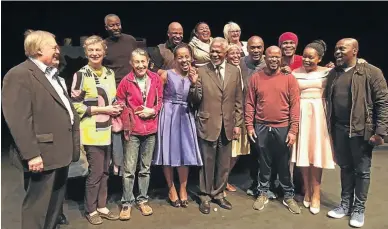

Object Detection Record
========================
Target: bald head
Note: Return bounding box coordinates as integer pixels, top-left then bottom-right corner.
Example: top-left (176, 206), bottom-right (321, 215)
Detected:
top-left (168, 22), bottom-right (183, 33)
top-left (167, 22), bottom-right (184, 46)
top-left (338, 38), bottom-right (359, 51)
top-left (265, 46), bottom-right (281, 56)
top-left (334, 38), bottom-right (359, 67)
top-left (264, 46), bottom-right (282, 73)
top-left (248, 36), bottom-right (264, 46)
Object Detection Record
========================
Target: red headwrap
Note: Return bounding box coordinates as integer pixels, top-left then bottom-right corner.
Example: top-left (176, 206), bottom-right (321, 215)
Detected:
top-left (278, 32), bottom-right (298, 47)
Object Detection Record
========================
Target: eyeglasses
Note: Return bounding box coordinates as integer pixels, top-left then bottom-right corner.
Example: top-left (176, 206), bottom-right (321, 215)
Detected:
top-left (229, 30), bottom-right (241, 34)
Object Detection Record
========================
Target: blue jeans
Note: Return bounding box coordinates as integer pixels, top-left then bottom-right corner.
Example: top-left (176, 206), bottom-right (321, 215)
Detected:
top-left (121, 134), bottom-right (156, 207)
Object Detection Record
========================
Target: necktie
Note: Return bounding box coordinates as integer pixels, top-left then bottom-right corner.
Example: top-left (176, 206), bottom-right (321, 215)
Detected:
top-left (216, 65), bottom-right (223, 81)
top-left (45, 66), bottom-right (53, 75)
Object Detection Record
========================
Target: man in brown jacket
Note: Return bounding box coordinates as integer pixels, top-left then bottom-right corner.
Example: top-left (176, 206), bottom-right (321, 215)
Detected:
top-left (2, 30), bottom-right (80, 229)
top-left (188, 37), bottom-right (243, 214)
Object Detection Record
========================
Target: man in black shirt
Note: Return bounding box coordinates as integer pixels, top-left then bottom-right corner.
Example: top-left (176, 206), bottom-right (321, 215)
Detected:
top-left (103, 14), bottom-right (138, 86)
top-left (103, 14), bottom-right (138, 177)
top-left (325, 38), bottom-right (388, 228)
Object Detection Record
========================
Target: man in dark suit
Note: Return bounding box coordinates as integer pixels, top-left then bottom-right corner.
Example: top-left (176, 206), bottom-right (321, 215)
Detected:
top-left (188, 37), bottom-right (243, 214)
top-left (2, 29), bottom-right (80, 229)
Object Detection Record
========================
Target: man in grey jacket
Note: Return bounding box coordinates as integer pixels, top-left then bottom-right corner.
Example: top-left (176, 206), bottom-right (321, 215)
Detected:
top-left (325, 38), bottom-right (388, 228)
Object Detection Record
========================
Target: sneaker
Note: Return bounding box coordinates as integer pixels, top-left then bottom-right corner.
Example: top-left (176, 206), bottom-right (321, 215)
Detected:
top-left (119, 206), bottom-right (131, 221)
top-left (283, 198), bottom-right (301, 214)
top-left (327, 205), bottom-right (350, 219)
top-left (267, 190), bottom-right (277, 200)
top-left (253, 195), bottom-right (269, 211)
top-left (247, 183), bottom-right (258, 196)
top-left (349, 211), bottom-right (365, 228)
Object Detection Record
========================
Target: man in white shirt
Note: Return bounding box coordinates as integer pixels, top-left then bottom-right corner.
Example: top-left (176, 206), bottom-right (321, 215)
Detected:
top-left (2, 29), bottom-right (80, 229)
top-left (188, 37), bottom-right (243, 214)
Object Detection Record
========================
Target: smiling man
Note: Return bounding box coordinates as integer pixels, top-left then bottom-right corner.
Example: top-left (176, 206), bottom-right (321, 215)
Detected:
top-left (325, 38), bottom-right (388, 228)
top-left (103, 14), bottom-right (138, 86)
top-left (148, 22), bottom-right (184, 75)
top-left (2, 30), bottom-right (80, 229)
top-left (278, 32), bottom-right (303, 73)
top-left (189, 37), bottom-right (243, 215)
top-left (245, 46), bottom-right (301, 214)
top-left (103, 14), bottom-right (138, 178)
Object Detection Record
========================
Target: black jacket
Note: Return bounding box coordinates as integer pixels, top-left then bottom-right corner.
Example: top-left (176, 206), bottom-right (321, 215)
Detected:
top-left (325, 62), bottom-right (388, 141)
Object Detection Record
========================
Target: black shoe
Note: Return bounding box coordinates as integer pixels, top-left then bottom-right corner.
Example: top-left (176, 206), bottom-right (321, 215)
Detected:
top-left (168, 198), bottom-right (181, 208)
top-left (181, 200), bottom-right (189, 208)
top-left (57, 213), bottom-right (69, 225)
top-left (199, 201), bottom-right (210, 214)
top-left (215, 198), bottom-right (232, 210)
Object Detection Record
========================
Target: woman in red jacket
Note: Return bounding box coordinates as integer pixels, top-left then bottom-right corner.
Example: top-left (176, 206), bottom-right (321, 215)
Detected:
top-left (116, 48), bottom-right (163, 220)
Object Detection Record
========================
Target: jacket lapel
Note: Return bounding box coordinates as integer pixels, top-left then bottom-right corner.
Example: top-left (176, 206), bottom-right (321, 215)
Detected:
top-left (26, 59), bottom-right (67, 109)
top-left (205, 63), bottom-right (223, 91)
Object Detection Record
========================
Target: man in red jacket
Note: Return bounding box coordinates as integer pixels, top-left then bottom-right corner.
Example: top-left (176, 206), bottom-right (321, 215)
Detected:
top-left (245, 46), bottom-right (301, 214)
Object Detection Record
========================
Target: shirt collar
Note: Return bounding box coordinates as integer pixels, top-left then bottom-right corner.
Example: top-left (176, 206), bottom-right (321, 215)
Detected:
top-left (343, 66), bottom-right (355, 72)
top-left (29, 57), bottom-right (58, 79)
top-left (213, 60), bottom-right (226, 70)
top-left (245, 56), bottom-right (264, 69)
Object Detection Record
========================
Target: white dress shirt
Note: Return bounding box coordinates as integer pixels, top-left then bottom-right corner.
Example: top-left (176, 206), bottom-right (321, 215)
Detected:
top-left (213, 60), bottom-right (226, 81)
top-left (30, 57), bottom-right (75, 125)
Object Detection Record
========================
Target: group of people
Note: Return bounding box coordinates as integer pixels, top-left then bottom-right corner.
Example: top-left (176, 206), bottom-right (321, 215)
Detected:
top-left (2, 13), bottom-right (388, 229)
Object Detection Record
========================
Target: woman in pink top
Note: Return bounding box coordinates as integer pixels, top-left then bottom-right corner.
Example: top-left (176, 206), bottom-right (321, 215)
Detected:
top-left (291, 40), bottom-right (334, 215)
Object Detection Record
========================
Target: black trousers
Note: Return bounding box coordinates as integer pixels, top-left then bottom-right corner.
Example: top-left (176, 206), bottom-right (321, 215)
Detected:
top-left (249, 140), bottom-right (279, 194)
top-left (22, 166), bottom-right (69, 229)
top-left (24, 174), bottom-right (65, 217)
top-left (254, 124), bottom-right (294, 199)
top-left (333, 126), bottom-right (373, 212)
top-left (249, 140), bottom-right (259, 187)
top-left (198, 126), bottom-right (232, 201)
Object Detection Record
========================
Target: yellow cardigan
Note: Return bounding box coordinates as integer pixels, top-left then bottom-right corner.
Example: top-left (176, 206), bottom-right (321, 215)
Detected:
top-left (71, 65), bottom-right (116, 146)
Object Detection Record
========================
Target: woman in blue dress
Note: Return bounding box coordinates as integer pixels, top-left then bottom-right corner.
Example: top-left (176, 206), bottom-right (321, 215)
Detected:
top-left (153, 44), bottom-right (203, 208)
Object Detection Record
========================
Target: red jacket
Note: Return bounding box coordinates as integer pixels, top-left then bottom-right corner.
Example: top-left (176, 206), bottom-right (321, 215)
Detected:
top-left (116, 70), bottom-right (163, 136)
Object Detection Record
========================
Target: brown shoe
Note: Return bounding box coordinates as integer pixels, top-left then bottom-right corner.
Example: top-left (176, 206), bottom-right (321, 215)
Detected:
top-left (226, 183), bottom-right (237, 192)
top-left (137, 203), bottom-right (153, 216)
top-left (98, 210), bottom-right (119, 221)
top-left (85, 213), bottom-right (103, 225)
top-left (119, 206), bottom-right (131, 221)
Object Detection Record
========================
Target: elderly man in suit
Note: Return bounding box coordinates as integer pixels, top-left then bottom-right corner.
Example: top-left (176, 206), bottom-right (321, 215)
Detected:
top-left (188, 37), bottom-right (243, 214)
top-left (2, 30), bottom-right (80, 229)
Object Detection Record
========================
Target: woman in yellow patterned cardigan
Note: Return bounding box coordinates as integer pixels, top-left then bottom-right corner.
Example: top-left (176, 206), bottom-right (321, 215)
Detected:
top-left (71, 35), bottom-right (123, 225)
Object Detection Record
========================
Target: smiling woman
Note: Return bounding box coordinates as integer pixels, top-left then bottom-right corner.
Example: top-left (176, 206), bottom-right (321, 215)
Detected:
top-left (189, 22), bottom-right (213, 67)
top-left (71, 35), bottom-right (121, 225)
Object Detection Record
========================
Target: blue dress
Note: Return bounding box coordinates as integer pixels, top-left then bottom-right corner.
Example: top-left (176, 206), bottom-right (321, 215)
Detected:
top-left (153, 70), bottom-right (203, 166)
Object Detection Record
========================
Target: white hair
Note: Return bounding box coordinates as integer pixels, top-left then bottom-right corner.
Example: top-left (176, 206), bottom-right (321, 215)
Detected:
top-left (223, 21), bottom-right (241, 43)
top-left (211, 37), bottom-right (229, 52)
top-left (227, 43), bottom-right (242, 53)
top-left (24, 29), bottom-right (56, 57)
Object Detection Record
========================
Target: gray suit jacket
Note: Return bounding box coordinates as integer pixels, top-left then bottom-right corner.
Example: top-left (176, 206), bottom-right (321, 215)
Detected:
top-left (2, 59), bottom-right (80, 171)
top-left (189, 62), bottom-right (243, 142)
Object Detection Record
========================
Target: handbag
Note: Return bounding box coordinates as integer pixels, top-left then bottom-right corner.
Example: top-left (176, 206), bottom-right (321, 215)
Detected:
top-left (111, 114), bottom-right (123, 132)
